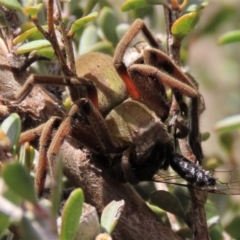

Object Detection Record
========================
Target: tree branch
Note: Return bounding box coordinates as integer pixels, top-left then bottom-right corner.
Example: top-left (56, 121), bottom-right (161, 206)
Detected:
top-left (163, 5), bottom-right (210, 240)
top-left (61, 142), bottom-right (181, 240)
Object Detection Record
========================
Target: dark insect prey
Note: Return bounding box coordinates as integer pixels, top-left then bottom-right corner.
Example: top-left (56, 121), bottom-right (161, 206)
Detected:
top-left (153, 155), bottom-right (240, 195)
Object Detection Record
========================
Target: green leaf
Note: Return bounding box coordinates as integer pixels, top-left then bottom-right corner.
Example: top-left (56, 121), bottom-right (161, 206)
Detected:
top-left (121, 0), bottom-right (166, 11)
top-left (147, 0), bottom-right (167, 4)
top-left (214, 115), bottom-right (240, 133)
top-left (225, 215), bottom-right (240, 239)
top-left (20, 214), bottom-right (58, 240)
top-left (0, 212), bottom-right (10, 236)
top-left (20, 216), bottom-right (42, 240)
top-left (100, 200), bottom-right (125, 234)
top-left (1, 113), bottom-right (21, 155)
top-left (3, 185), bottom-right (23, 206)
top-left (99, 7), bottom-right (119, 45)
top-left (121, 0), bottom-right (151, 12)
top-left (67, 12), bottom-right (98, 37)
top-left (73, 204), bottom-right (101, 240)
top-left (24, 3), bottom-right (43, 17)
top-left (0, 195), bottom-right (22, 223)
top-left (218, 30), bottom-right (240, 45)
top-left (19, 143), bottom-right (35, 171)
top-left (208, 216), bottom-right (220, 230)
top-left (35, 47), bottom-right (54, 60)
top-left (86, 41), bottom-right (114, 55)
top-left (209, 224), bottom-right (224, 240)
top-left (16, 40), bottom-right (51, 54)
top-left (218, 133), bottom-right (234, 158)
top-left (83, 0), bottom-right (98, 16)
top-left (60, 189), bottom-right (84, 240)
top-left (13, 26), bottom-right (47, 44)
top-left (0, 129), bottom-right (11, 153)
top-left (0, 0), bottom-right (22, 11)
top-left (171, 11), bottom-right (200, 40)
top-left (201, 132), bottom-right (210, 142)
top-left (78, 25), bottom-right (98, 55)
top-left (149, 190), bottom-right (186, 221)
top-left (2, 163), bottom-right (37, 203)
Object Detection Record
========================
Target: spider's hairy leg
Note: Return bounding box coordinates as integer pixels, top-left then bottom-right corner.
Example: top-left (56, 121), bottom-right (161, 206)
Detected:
top-left (36, 117), bottom-right (62, 197)
top-left (46, 99), bottom-right (126, 188)
top-left (143, 48), bottom-right (203, 160)
top-left (14, 74), bottom-right (95, 104)
top-left (18, 117), bottom-right (62, 196)
top-left (143, 47), bottom-right (195, 116)
top-left (113, 19), bottom-right (161, 100)
top-left (128, 64), bottom-right (203, 161)
top-left (79, 98), bottom-right (127, 154)
top-left (19, 123), bottom-right (45, 145)
top-left (188, 97), bottom-right (203, 161)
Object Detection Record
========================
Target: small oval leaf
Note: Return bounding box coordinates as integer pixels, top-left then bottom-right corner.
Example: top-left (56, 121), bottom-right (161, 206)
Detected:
top-left (67, 12), bottom-right (98, 37)
top-left (0, 129), bottom-right (11, 152)
top-left (171, 11), bottom-right (200, 40)
top-left (218, 30), bottom-right (240, 45)
top-left (201, 132), bottom-right (210, 142)
top-left (0, 212), bottom-right (10, 236)
top-left (2, 163), bottom-right (37, 203)
top-left (0, 195), bottom-right (23, 222)
top-left (99, 7), bottom-right (119, 45)
top-left (16, 40), bottom-right (51, 54)
top-left (0, 0), bottom-right (22, 11)
top-left (100, 200), bottom-right (125, 234)
top-left (78, 24), bottom-right (98, 55)
top-left (24, 3), bottom-right (43, 17)
top-left (1, 113), bottom-right (21, 154)
top-left (83, 0), bottom-right (98, 16)
top-left (149, 190), bottom-right (186, 220)
top-left (60, 188), bottom-right (84, 240)
top-left (121, 0), bottom-right (151, 12)
top-left (214, 115), bottom-right (240, 133)
top-left (19, 143), bottom-right (35, 171)
top-left (35, 47), bottom-right (54, 59)
top-left (86, 41), bottom-right (114, 55)
top-left (73, 204), bottom-right (101, 240)
top-left (20, 214), bottom-right (58, 240)
top-left (13, 26), bottom-right (47, 44)
top-left (121, 0), bottom-right (166, 12)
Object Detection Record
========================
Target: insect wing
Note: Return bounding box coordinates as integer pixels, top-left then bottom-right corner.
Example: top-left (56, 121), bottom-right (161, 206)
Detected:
top-left (154, 166), bottom-right (240, 195)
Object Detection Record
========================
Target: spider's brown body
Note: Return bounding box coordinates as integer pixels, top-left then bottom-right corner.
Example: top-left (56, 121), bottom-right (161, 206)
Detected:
top-left (17, 19), bottom-right (203, 196)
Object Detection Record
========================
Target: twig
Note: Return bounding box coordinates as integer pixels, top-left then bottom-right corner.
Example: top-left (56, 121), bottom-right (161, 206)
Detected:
top-left (62, 142), bottom-right (182, 240)
top-left (163, 5), bottom-right (210, 240)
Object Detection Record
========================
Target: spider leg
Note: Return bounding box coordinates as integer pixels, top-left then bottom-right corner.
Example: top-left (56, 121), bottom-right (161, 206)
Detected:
top-left (128, 64), bottom-right (203, 161)
top-left (15, 74), bottom-right (98, 107)
top-left (36, 117), bottom-right (62, 196)
top-left (19, 123), bottom-right (45, 145)
top-left (113, 19), bottom-right (161, 100)
top-left (143, 47), bottom-right (196, 117)
top-left (168, 112), bottom-right (189, 139)
top-left (143, 48), bottom-right (203, 161)
top-left (79, 98), bottom-right (128, 154)
top-left (18, 117), bottom-right (62, 196)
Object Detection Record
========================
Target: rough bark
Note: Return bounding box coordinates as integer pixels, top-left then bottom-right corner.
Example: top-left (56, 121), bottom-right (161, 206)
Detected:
top-left (62, 142), bottom-right (181, 240)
